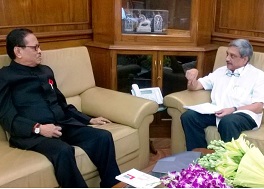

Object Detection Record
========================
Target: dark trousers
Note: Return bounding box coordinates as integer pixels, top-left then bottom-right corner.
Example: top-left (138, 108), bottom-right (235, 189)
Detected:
top-left (181, 110), bottom-right (257, 151)
top-left (30, 125), bottom-right (120, 188)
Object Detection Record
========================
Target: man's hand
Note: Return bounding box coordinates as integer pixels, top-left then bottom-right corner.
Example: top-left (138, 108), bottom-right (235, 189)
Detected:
top-left (185, 68), bottom-right (203, 90)
top-left (39, 124), bottom-right (62, 138)
top-left (90, 117), bottom-right (111, 125)
top-left (215, 108), bottom-right (235, 118)
top-left (186, 68), bottom-right (199, 83)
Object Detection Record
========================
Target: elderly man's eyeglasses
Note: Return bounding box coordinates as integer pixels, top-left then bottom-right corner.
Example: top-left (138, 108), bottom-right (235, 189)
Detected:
top-left (18, 44), bottom-right (40, 51)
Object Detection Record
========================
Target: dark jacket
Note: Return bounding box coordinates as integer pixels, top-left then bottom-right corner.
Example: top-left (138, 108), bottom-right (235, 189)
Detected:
top-left (0, 60), bottom-right (92, 149)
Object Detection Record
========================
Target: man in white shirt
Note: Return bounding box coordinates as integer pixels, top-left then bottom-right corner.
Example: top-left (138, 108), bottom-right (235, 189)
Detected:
top-left (181, 39), bottom-right (264, 151)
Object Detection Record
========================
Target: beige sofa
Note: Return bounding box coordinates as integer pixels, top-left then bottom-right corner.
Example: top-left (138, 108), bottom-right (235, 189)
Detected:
top-left (164, 46), bottom-right (264, 154)
top-left (0, 47), bottom-right (158, 187)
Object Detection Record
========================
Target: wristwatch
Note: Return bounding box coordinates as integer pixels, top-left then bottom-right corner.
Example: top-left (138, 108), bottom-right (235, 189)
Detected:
top-left (33, 123), bottom-right (41, 134)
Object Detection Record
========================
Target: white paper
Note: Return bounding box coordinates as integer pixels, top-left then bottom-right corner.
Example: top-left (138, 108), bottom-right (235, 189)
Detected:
top-left (115, 168), bottom-right (161, 188)
top-left (183, 102), bottom-right (221, 114)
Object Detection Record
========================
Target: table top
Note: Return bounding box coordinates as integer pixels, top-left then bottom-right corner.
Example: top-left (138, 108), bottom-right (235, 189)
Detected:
top-left (113, 149), bottom-right (213, 188)
top-left (113, 171), bottom-right (166, 188)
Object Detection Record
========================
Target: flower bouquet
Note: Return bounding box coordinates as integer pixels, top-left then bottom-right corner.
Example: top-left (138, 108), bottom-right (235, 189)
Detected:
top-left (161, 134), bottom-right (264, 188)
top-left (198, 133), bottom-right (264, 187)
top-left (233, 145), bottom-right (264, 187)
top-left (160, 163), bottom-right (231, 188)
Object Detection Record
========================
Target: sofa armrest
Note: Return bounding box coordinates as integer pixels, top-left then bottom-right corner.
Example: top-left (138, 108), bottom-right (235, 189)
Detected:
top-left (164, 90), bottom-right (211, 112)
top-left (163, 90), bottom-right (211, 154)
top-left (80, 87), bottom-right (159, 129)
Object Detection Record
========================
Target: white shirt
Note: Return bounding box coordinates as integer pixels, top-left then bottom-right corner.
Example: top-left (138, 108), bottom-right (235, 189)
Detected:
top-left (198, 64), bottom-right (264, 128)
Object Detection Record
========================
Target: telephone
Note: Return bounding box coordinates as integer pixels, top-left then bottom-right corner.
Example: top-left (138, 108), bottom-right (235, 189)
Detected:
top-left (131, 84), bottom-right (163, 104)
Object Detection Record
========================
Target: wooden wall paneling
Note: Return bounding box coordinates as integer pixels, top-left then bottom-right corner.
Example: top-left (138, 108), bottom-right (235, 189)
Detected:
top-left (201, 50), bottom-right (217, 76)
top-left (212, 0), bottom-right (264, 51)
top-left (86, 47), bottom-right (113, 89)
top-left (91, 0), bottom-right (118, 44)
top-left (216, 0), bottom-right (254, 31)
top-left (216, 0), bottom-right (264, 33)
top-left (0, 0), bottom-right (92, 52)
top-left (0, 0), bottom-right (90, 33)
top-left (196, 0), bottom-right (216, 46)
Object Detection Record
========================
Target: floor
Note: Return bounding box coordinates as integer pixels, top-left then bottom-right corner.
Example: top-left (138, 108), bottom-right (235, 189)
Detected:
top-left (113, 138), bottom-right (171, 188)
top-left (142, 138), bottom-right (171, 173)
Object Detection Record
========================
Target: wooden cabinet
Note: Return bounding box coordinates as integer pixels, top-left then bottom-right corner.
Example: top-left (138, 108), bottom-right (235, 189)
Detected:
top-left (87, 0), bottom-right (218, 137)
top-left (87, 45), bottom-right (217, 91)
top-left (86, 44), bottom-right (217, 137)
top-left (91, 0), bottom-right (216, 46)
top-left (87, 0), bottom-right (218, 88)
top-left (91, 0), bottom-right (215, 46)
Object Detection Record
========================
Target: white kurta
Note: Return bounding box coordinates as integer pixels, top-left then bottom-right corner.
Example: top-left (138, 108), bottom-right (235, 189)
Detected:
top-left (198, 64), bottom-right (264, 128)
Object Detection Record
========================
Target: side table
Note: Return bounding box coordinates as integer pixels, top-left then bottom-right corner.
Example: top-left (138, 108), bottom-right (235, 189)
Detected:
top-left (150, 105), bottom-right (168, 154)
top-left (192, 148), bottom-right (214, 155)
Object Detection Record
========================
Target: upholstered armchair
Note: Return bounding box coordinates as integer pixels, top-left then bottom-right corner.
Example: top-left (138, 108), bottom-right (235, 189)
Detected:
top-left (164, 46), bottom-right (264, 154)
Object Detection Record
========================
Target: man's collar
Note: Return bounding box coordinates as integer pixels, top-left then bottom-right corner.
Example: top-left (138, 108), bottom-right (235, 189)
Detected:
top-left (225, 63), bottom-right (248, 77)
top-left (10, 60), bottom-right (39, 71)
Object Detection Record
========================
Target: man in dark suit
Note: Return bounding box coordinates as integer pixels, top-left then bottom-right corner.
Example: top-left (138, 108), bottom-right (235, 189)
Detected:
top-left (0, 28), bottom-right (121, 188)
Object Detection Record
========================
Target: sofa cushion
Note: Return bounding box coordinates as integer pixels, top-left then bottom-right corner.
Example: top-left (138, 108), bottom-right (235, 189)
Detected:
top-left (41, 47), bottom-right (95, 99)
top-left (213, 46), bottom-right (264, 72)
top-left (205, 126), bottom-right (221, 144)
top-left (0, 122), bottom-right (140, 187)
top-left (0, 141), bottom-right (58, 188)
top-left (0, 126), bottom-right (7, 141)
top-left (92, 123), bottom-right (139, 160)
top-left (72, 123), bottom-right (139, 179)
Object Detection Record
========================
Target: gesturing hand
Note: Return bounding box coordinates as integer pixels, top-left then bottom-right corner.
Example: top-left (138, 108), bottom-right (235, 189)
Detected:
top-left (186, 68), bottom-right (199, 83)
